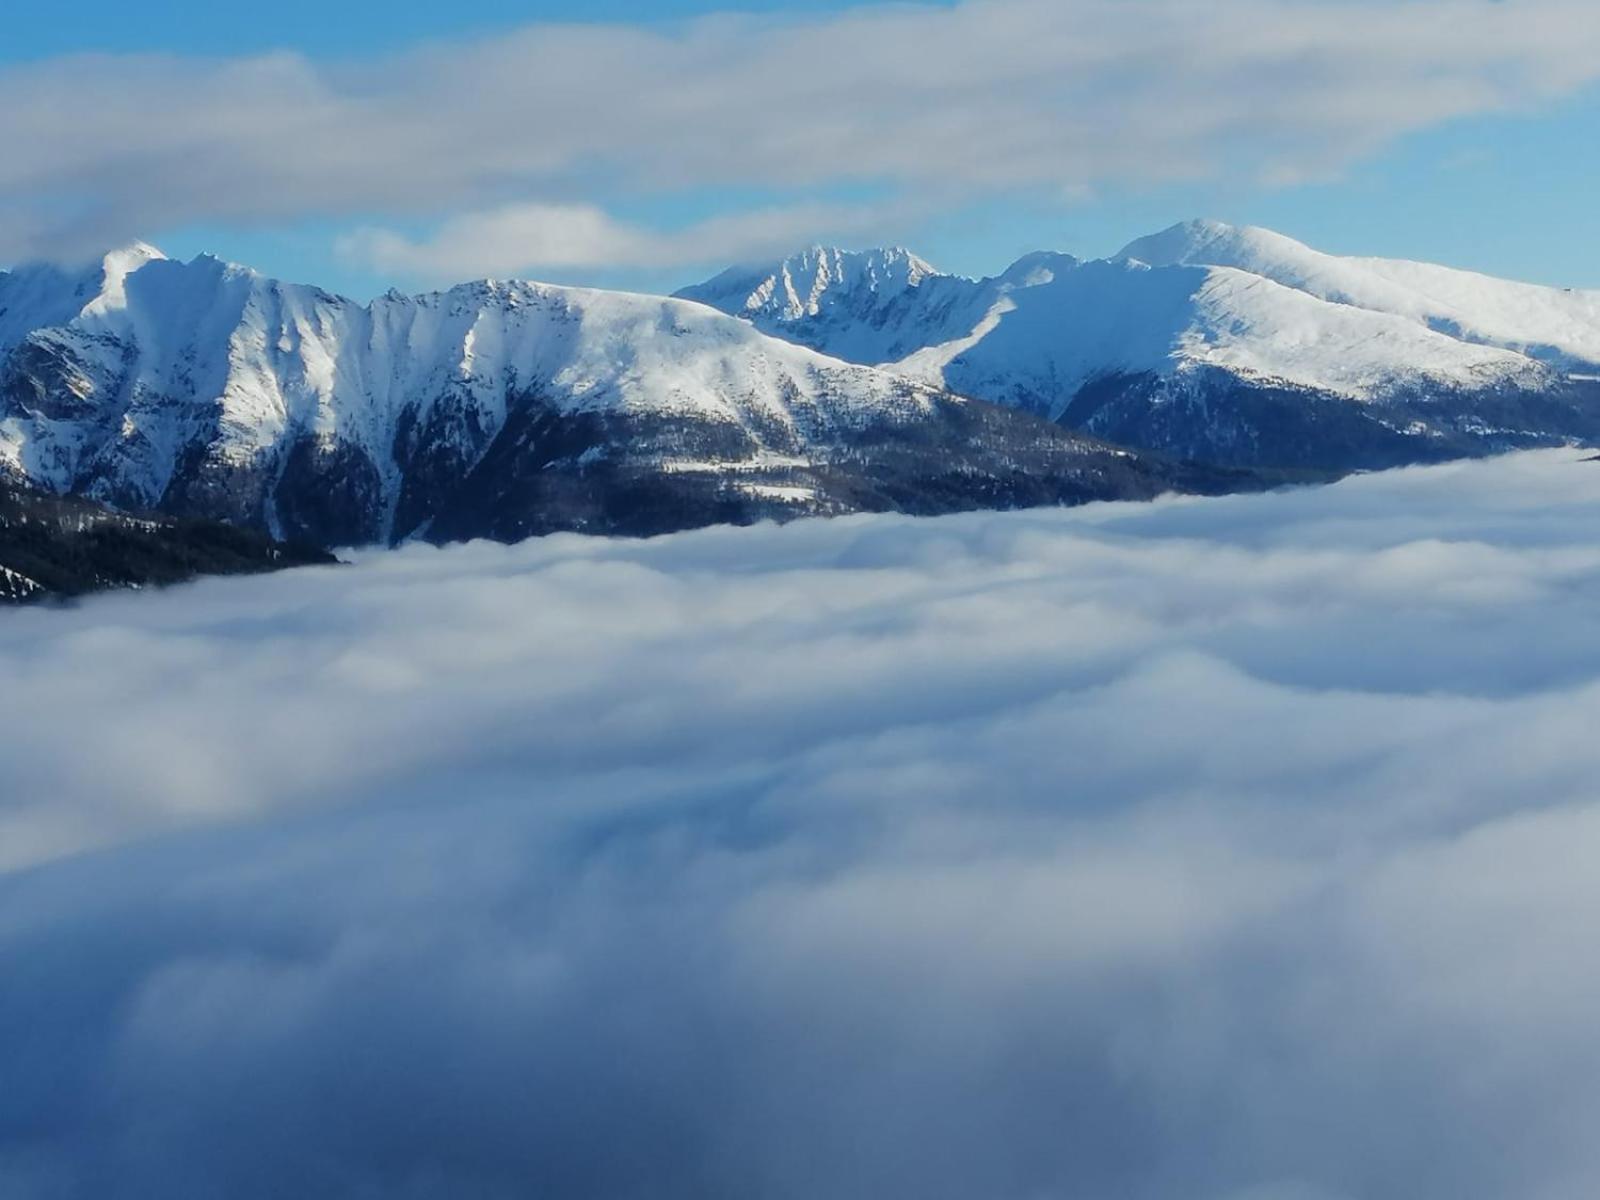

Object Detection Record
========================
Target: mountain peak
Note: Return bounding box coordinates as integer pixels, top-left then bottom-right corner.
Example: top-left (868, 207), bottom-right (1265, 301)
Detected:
top-left (1115, 219), bottom-right (1320, 271)
top-left (4, 226), bottom-right (1600, 556)
top-left (996, 250), bottom-right (1081, 287)
top-left (101, 241), bottom-right (167, 274)
top-left (791, 244), bottom-right (937, 275)
top-left (676, 245), bottom-right (941, 323)
top-left (0, 241), bottom-right (170, 350)
top-left (75, 240), bottom-right (168, 291)
top-left (1116, 218), bottom-right (1242, 266)
top-left (88, 242), bottom-right (169, 311)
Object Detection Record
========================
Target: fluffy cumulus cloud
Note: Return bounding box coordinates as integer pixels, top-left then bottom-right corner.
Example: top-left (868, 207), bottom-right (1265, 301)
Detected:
top-left (6, 449), bottom-right (1600, 1197)
top-left (3, 0), bottom-right (1600, 268)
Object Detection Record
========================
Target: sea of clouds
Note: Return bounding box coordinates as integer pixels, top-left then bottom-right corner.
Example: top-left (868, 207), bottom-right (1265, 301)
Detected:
top-left (4, 449), bottom-right (1600, 1199)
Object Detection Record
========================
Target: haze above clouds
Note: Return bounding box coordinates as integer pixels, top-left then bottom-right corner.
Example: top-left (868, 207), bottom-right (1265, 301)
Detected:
top-left (4, 0), bottom-right (1600, 279)
top-left (5, 450), bottom-right (1600, 1198)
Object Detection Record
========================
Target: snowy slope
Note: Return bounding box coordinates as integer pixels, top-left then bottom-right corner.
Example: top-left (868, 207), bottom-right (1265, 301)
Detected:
top-left (682, 228), bottom-right (1572, 408)
top-left (896, 256), bottom-right (1549, 418)
top-left (1119, 220), bottom-right (1600, 376)
top-left (684, 246), bottom-right (939, 322)
top-left (0, 250), bottom-right (945, 530)
top-left (677, 246), bottom-right (998, 363)
top-left (1, 247), bottom-right (1243, 546)
top-left (680, 223), bottom-right (1600, 468)
top-left (10, 223), bottom-right (1593, 548)
top-left (0, 243), bottom-right (167, 354)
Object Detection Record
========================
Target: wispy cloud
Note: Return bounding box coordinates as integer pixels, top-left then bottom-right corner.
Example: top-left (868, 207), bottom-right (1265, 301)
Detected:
top-left (3, 0), bottom-right (1599, 270)
top-left (335, 200), bottom-right (904, 281)
top-left (4, 450), bottom-right (1600, 1196)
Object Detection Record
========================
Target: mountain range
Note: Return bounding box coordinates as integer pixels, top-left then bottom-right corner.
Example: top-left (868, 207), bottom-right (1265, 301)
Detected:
top-left (2, 219), bottom-right (1596, 560)
top-left (680, 219), bottom-right (1600, 470)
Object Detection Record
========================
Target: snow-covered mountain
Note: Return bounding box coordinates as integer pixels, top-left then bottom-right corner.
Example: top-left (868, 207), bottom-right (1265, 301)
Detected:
top-left (1119, 219), bottom-right (1600, 375)
top-left (678, 246), bottom-right (983, 363)
top-left (10, 221), bottom-right (1588, 553)
top-left (0, 247), bottom-right (1256, 547)
top-left (678, 223), bottom-right (1600, 469)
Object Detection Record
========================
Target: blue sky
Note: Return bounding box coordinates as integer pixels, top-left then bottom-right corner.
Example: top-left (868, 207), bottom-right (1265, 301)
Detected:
top-left (0, 0), bottom-right (889, 59)
top-left (3, 0), bottom-right (1598, 297)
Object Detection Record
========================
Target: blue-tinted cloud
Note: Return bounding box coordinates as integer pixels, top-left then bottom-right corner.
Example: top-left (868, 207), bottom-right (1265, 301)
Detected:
top-left (4, 449), bottom-right (1600, 1197)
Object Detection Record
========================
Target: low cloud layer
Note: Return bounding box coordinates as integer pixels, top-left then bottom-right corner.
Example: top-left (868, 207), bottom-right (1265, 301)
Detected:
top-left (4, 0), bottom-right (1600, 268)
top-left (5, 450), bottom-right (1600, 1197)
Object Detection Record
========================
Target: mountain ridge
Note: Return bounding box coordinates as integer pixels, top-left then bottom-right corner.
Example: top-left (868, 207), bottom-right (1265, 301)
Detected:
top-left (676, 220), bottom-right (1600, 469)
top-left (1116, 219), bottom-right (1600, 373)
top-left (0, 243), bottom-right (1275, 549)
top-left (7, 220), bottom-right (1597, 555)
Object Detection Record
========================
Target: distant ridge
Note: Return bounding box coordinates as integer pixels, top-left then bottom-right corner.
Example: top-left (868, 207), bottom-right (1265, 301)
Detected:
top-left (5, 220), bottom-right (1596, 554)
top-left (0, 244), bottom-right (1275, 549)
top-left (679, 220), bottom-right (1600, 469)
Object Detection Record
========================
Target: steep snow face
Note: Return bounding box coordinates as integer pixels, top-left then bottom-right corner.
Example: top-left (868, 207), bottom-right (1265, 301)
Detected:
top-left (1119, 220), bottom-right (1600, 375)
top-left (674, 246), bottom-right (989, 363)
top-left (0, 249), bottom-right (952, 540)
top-left (391, 278), bottom-right (940, 428)
top-left (2, 252), bottom-right (384, 513)
top-left (681, 246), bottom-right (938, 321)
top-left (7, 226), bottom-right (1596, 547)
top-left (684, 225), bottom-right (1582, 411)
top-left (0, 243), bottom-right (167, 353)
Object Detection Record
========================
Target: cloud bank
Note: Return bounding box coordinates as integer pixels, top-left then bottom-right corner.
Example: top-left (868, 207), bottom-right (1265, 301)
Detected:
top-left (335, 200), bottom-right (904, 282)
top-left (5, 449), bottom-right (1600, 1198)
top-left (4, 0), bottom-right (1600, 269)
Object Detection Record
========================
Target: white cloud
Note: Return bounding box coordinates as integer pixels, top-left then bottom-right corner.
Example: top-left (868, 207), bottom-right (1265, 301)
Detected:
top-left (3, 0), bottom-right (1600, 265)
top-left (4, 449), bottom-right (1600, 1197)
top-left (335, 200), bottom-right (903, 281)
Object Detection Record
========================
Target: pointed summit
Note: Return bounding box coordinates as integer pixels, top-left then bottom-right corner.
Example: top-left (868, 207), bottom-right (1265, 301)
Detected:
top-left (101, 241), bottom-right (167, 273)
top-left (0, 242), bottom-right (169, 350)
top-left (673, 245), bottom-right (956, 360)
top-left (86, 242), bottom-right (168, 312)
top-left (677, 245), bottom-right (940, 323)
